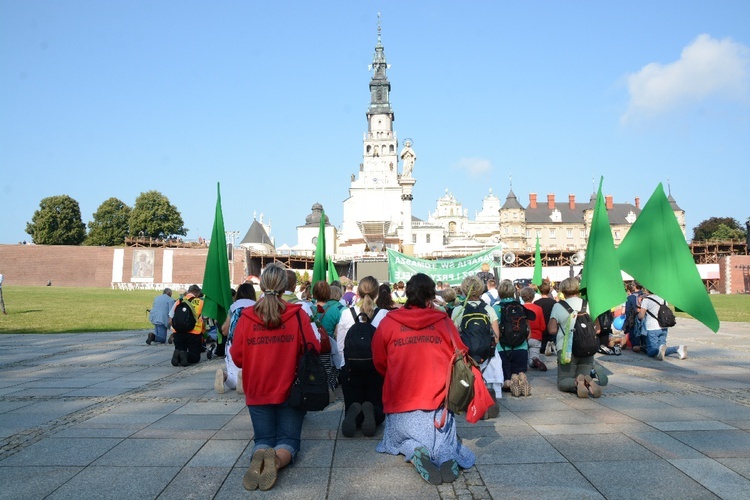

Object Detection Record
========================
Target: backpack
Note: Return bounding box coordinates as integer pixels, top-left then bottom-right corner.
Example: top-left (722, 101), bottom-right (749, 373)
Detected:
top-left (458, 302), bottom-right (495, 363)
top-left (598, 310), bottom-right (614, 332)
top-left (560, 300), bottom-right (598, 358)
top-left (344, 307), bottom-right (379, 370)
top-left (172, 299), bottom-right (197, 333)
top-left (287, 314), bottom-right (329, 411)
top-left (623, 306), bottom-right (637, 333)
top-left (498, 300), bottom-right (530, 349)
top-left (645, 296), bottom-right (677, 328)
top-left (227, 306), bottom-right (246, 342)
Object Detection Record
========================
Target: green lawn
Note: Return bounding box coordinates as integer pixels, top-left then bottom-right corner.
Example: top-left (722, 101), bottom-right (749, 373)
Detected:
top-left (0, 286), bottom-right (748, 334)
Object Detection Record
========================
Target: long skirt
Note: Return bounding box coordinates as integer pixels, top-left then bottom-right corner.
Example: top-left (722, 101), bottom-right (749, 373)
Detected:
top-left (376, 408), bottom-right (475, 469)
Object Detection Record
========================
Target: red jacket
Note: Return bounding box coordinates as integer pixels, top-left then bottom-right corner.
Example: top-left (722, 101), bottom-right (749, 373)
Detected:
top-left (230, 302), bottom-right (319, 406)
top-left (524, 302), bottom-right (547, 341)
top-left (372, 306), bottom-right (467, 414)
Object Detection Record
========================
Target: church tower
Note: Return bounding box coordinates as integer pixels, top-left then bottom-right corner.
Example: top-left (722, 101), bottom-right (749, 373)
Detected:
top-left (339, 15), bottom-right (404, 254)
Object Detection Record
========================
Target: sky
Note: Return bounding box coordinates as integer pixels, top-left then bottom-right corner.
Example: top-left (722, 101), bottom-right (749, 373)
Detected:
top-left (2, 1), bottom-right (749, 249)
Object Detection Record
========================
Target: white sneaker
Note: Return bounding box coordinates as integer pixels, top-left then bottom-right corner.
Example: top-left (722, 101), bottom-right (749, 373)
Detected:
top-left (214, 369), bottom-right (225, 394)
top-left (544, 343), bottom-right (553, 356)
top-left (236, 370), bottom-right (244, 395)
top-left (656, 344), bottom-right (666, 361)
top-left (677, 345), bottom-right (688, 360)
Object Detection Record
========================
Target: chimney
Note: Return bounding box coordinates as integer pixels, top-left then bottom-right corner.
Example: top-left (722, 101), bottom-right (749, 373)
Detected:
top-left (547, 193), bottom-right (555, 209)
top-left (529, 193), bottom-right (537, 209)
top-left (568, 194), bottom-right (576, 210)
top-left (605, 195), bottom-right (613, 210)
top-left (635, 196), bottom-right (640, 209)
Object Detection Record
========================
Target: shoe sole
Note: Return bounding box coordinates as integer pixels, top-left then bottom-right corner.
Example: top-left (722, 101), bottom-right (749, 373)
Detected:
top-left (342, 403), bottom-right (361, 437)
top-left (576, 375), bottom-right (588, 398)
top-left (412, 446), bottom-right (442, 485)
top-left (439, 459), bottom-right (460, 483)
top-left (518, 373), bottom-right (531, 397)
top-left (584, 375), bottom-right (602, 398)
top-left (657, 345), bottom-right (666, 361)
top-left (179, 350), bottom-right (189, 367)
top-left (593, 362), bottom-right (609, 386)
top-left (258, 448), bottom-right (278, 491)
top-left (361, 401), bottom-right (376, 437)
top-left (214, 369), bottom-right (225, 394)
top-left (171, 350), bottom-right (180, 367)
top-left (236, 370), bottom-right (244, 395)
top-left (510, 375), bottom-right (521, 397)
top-left (243, 449), bottom-right (265, 490)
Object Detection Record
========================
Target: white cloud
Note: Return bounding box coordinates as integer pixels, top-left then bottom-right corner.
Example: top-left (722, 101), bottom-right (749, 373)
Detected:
top-left (453, 157), bottom-right (492, 177)
top-left (622, 34), bottom-right (750, 122)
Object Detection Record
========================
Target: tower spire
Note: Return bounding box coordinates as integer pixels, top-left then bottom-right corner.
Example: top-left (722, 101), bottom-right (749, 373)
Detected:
top-left (367, 12), bottom-right (393, 118)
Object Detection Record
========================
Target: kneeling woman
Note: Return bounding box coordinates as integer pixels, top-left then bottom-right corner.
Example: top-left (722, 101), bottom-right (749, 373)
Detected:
top-left (372, 273), bottom-right (475, 485)
top-left (230, 264), bottom-right (320, 491)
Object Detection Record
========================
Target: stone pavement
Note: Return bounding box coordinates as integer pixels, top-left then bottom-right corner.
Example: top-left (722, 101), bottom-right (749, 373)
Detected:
top-left (0, 318), bottom-right (749, 499)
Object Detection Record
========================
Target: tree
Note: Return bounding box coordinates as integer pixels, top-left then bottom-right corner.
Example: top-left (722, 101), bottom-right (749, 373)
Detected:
top-left (692, 217), bottom-right (746, 241)
top-left (26, 195), bottom-right (86, 245)
top-left (85, 197), bottom-right (131, 246)
top-left (129, 190), bottom-right (187, 238)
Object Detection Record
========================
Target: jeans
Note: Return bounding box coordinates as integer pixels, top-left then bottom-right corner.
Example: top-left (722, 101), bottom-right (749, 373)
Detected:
top-left (248, 402), bottom-right (306, 459)
top-left (153, 324), bottom-right (168, 343)
top-left (646, 328), bottom-right (678, 358)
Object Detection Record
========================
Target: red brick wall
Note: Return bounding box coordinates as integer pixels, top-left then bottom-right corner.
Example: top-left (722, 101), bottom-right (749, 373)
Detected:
top-left (0, 244), bottom-right (247, 288)
top-left (719, 255), bottom-right (750, 294)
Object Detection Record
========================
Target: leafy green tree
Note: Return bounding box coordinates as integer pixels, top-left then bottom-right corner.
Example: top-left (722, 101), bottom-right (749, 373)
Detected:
top-left (692, 217), bottom-right (745, 241)
top-left (25, 195), bottom-right (87, 245)
top-left (711, 224), bottom-right (745, 241)
top-left (85, 197), bottom-right (131, 246)
top-left (129, 190), bottom-right (187, 238)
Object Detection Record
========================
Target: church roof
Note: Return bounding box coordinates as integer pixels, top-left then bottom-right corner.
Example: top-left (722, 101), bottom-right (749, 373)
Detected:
top-left (303, 203), bottom-right (331, 227)
top-left (240, 219), bottom-right (274, 247)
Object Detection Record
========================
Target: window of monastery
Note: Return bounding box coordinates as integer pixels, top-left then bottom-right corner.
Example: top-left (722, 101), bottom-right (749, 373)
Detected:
top-left (526, 229), bottom-right (530, 238)
top-left (580, 230), bottom-right (586, 238)
top-left (614, 230), bottom-right (620, 240)
top-left (412, 235), bottom-right (417, 243)
top-left (426, 234), bottom-right (431, 243)
top-left (567, 229), bottom-right (573, 238)
top-left (513, 242), bottom-right (519, 248)
top-left (513, 213), bottom-right (518, 220)
top-left (550, 209), bottom-right (562, 222)
top-left (549, 229), bottom-right (556, 238)
top-left (503, 228), bottom-right (508, 235)
top-left (536, 230), bottom-right (541, 237)
top-left (513, 227), bottom-right (518, 234)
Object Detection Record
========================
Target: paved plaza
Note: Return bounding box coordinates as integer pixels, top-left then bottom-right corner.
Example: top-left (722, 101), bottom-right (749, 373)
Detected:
top-left (0, 318), bottom-right (749, 499)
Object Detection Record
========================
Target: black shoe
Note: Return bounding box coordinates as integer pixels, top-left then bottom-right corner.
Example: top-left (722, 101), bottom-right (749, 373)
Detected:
top-left (342, 403), bottom-right (361, 437)
top-left (171, 350), bottom-right (180, 367)
top-left (178, 350), bottom-right (189, 367)
top-left (146, 333), bottom-right (155, 345)
top-left (485, 389), bottom-right (500, 419)
top-left (167, 333), bottom-right (174, 345)
top-left (439, 459), bottom-right (460, 483)
top-left (361, 401), bottom-right (377, 437)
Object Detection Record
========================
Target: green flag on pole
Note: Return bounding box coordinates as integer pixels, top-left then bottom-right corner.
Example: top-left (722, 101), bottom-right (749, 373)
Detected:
top-left (532, 236), bottom-right (543, 286)
top-left (312, 209), bottom-right (327, 287)
top-left (580, 177), bottom-right (627, 320)
top-left (328, 256), bottom-right (339, 283)
top-left (617, 183), bottom-right (719, 332)
top-left (201, 182), bottom-right (233, 330)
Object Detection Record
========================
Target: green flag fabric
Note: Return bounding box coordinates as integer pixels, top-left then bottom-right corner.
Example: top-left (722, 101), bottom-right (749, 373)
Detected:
top-left (532, 236), bottom-right (543, 286)
top-left (201, 183), bottom-right (233, 329)
top-left (328, 256), bottom-right (339, 283)
top-left (617, 183), bottom-right (719, 332)
top-left (312, 209), bottom-right (327, 286)
top-left (580, 177), bottom-right (627, 320)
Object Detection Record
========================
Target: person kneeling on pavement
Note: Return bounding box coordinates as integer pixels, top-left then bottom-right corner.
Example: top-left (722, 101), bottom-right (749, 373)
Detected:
top-left (169, 284), bottom-right (205, 367)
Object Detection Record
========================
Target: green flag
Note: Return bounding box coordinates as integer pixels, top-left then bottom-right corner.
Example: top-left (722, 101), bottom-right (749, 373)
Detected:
top-left (532, 236), bottom-right (543, 286)
top-left (580, 177), bottom-right (626, 319)
top-left (312, 209), bottom-right (327, 286)
top-left (328, 256), bottom-right (339, 283)
top-left (201, 183), bottom-right (233, 330)
top-left (617, 183), bottom-right (719, 332)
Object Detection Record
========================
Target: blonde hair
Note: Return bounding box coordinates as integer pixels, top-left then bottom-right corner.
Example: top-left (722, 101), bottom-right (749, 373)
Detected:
top-left (461, 275), bottom-right (484, 300)
top-left (254, 264), bottom-right (288, 328)
top-left (357, 276), bottom-right (379, 319)
top-left (441, 287), bottom-right (457, 303)
top-left (330, 285), bottom-right (343, 301)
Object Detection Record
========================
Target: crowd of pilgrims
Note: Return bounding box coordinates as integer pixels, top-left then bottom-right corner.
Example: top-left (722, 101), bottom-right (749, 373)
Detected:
top-left (174, 263), bottom-right (675, 490)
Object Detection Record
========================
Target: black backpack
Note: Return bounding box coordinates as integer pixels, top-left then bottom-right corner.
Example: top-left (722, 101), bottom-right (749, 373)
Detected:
top-left (560, 300), bottom-right (598, 358)
top-left (172, 299), bottom-right (197, 333)
top-left (498, 300), bottom-right (530, 349)
top-left (287, 314), bottom-right (329, 411)
top-left (598, 310), bottom-right (614, 332)
top-left (645, 296), bottom-right (677, 328)
top-left (344, 307), bottom-right (379, 371)
top-left (459, 302), bottom-right (495, 363)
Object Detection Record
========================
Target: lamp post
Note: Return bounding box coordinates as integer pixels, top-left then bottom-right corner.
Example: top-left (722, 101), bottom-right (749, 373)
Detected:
top-left (225, 230), bottom-right (240, 286)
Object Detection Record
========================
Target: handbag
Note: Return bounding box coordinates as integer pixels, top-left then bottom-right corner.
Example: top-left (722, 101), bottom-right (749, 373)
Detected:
top-left (287, 313), bottom-right (329, 411)
top-left (435, 318), bottom-right (478, 429)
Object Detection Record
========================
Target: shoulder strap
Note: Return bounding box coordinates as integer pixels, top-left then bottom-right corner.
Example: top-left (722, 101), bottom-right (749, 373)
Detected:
top-left (560, 300), bottom-right (574, 315)
top-left (643, 296), bottom-right (660, 321)
top-left (350, 307), bottom-right (358, 323)
top-left (580, 299), bottom-right (588, 315)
